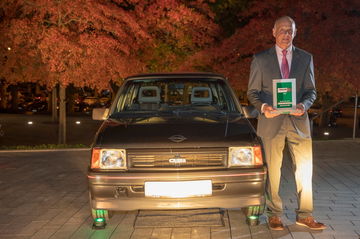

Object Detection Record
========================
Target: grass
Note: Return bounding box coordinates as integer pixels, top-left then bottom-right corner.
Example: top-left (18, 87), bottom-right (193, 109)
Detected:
top-left (0, 144), bottom-right (88, 150)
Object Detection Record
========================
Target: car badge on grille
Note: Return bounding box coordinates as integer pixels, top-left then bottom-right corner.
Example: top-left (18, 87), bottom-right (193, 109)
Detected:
top-left (168, 135), bottom-right (187, 143)
top-left (169, 157), bottom-right (186, 164)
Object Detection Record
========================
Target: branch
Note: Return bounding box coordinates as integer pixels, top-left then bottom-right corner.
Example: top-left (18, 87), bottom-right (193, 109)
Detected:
top-left (63, 18), bottom-right (80, 26)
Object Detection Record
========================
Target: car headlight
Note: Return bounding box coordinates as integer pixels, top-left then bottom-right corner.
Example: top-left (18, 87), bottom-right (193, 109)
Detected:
top-left (228, 146), bottom-right (263, 167)
top-left (91, 148), bottom-right (127, 169)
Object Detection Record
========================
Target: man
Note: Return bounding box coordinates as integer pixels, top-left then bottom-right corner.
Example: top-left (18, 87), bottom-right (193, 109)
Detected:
top-left (247, 16), bottom-right (326, 231)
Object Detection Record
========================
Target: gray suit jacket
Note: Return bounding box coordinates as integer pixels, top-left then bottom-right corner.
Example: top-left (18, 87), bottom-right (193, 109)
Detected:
top-left (247, 46), bottom-right (316, 139)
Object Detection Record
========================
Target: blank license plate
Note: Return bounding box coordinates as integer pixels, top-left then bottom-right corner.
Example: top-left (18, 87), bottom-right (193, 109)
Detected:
top-left (145, 180), bottom-right (212, 198)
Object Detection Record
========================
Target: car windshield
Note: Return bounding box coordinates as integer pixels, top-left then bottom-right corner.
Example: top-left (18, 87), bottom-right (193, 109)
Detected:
top-left (112, 77), bottom-right (238, 115)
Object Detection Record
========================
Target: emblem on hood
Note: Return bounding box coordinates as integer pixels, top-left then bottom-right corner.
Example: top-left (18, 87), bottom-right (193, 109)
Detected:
top-left (168, 135), bottom-right (187, 143)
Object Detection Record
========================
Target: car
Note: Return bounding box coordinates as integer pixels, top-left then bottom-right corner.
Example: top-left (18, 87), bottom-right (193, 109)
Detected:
top-left (88, 72), bottom-right (267, 229)
top-left (329, 106), bottom-right (342, 118)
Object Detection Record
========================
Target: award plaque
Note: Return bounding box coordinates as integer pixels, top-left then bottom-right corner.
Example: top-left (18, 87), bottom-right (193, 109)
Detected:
top-left (272, 78), bottom-right (297, 114)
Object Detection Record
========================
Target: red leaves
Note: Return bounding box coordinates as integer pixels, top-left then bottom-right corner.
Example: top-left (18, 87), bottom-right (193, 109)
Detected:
top-left (0, 0), bottom-right (358, 97)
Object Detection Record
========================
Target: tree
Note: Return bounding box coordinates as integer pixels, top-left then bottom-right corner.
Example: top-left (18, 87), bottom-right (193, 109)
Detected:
top-left (0, 0), bottom-right (220, 88)
top-left (180, 0), bottom-right (360, 99)
top-left (0, 0), bottom-right (220, 143)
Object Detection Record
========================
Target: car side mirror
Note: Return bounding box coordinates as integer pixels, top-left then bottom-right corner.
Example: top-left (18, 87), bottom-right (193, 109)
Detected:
top-left (92, 108), bottom-right (109, 120)
top-left (241, 105), bottom-right (259, 119)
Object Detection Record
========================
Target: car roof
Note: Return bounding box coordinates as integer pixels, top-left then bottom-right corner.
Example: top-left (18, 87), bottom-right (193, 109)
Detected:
top-left (125, 72), bottom-right (227, 81)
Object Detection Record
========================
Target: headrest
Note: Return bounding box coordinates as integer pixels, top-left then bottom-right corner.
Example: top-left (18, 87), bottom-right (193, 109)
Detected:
top-left (138, 86), bottom-right (160, 103)
top-left (191, 86), bottom-right (212, 104)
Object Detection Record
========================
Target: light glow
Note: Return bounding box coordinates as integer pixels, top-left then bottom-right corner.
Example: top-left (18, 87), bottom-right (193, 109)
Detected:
top-left (7, 47), bottom-right (11, 51)
top-left (27, 121), bottom-right (33, 125)
top-left (229, 146), bottom-right (263, 167)
top-left (145, 180), bottom-right (212, 198)
top-left (253, 146), bottom-right (263, 165)
top-left (75, 121), bottom-right (81, 124)
top-left (324, 131), bottom-right (330, 136)
top-left (95, 218), bottom-right (105, 222)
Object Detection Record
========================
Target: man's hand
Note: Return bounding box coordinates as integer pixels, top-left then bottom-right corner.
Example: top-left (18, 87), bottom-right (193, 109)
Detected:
top-left (263, 105), bottom-right (280, 118)
top-left (290, 103), bottom-right (305, 116)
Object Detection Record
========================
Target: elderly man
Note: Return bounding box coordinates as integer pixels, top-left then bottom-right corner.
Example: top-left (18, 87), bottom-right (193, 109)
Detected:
top-left (247, 16), bottom-right (326, 230)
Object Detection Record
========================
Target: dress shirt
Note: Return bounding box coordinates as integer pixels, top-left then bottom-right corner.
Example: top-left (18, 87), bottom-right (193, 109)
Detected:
top-left (275, 44), bottom-right (293, 78)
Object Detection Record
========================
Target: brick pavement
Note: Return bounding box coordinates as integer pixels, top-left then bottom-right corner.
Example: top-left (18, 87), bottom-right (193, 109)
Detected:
top-left (0, 139), bottom-right (360, 238)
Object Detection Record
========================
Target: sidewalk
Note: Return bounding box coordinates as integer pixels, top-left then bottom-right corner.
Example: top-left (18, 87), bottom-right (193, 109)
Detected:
top-left (0, 113), bottom-right (102, 147)
top-left (0, 115), bottom-right (359, 238)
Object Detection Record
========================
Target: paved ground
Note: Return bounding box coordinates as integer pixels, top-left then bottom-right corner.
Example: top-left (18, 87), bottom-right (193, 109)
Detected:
top-left (0, 113), bottom-right (102, 147)
top-left (0, 140), bottom-right (360, 238)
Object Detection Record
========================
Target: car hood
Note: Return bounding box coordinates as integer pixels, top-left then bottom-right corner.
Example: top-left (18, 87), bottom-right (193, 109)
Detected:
top-left (93, 114), bottom-right (258, 148)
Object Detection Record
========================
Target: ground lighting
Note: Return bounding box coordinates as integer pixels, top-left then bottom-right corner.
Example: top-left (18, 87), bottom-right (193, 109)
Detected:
top-left (93, 218), bottom-right (106, 229)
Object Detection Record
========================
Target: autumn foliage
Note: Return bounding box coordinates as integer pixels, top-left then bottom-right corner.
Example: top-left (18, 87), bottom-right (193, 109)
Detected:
top-left (180, 0), bottom-right (360, 98)
top-left (0, 0), bottom-right (359, 97)
top-left (0, 0), bottom-right (219, 89)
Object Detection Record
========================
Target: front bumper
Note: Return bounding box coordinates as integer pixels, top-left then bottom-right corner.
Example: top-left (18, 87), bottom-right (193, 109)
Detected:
top-left (88, 168), bottom-right (266, 210)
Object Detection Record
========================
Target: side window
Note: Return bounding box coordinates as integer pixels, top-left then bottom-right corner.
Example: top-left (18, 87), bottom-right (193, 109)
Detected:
top-left (209, 83), bottom-right (230, 111)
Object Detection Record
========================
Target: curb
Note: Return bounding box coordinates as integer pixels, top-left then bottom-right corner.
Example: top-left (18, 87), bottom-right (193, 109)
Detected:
top-left (313, 138), bottom-right (360, 143)
top-left (0, 148), bottom-right (91, 153)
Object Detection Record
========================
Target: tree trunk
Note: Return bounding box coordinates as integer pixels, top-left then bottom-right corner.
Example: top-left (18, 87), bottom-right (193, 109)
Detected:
top-left (319, 92), bottom-right (333, 127)
top-left (58, 85), bottom-right (66, 144)
top-left (52, 86), bottom-right (58, 122)
top-left (35, 83), bottom-right (41, 95)
top-left (353, 92), bottom-right (359, 140)
top-left (48, 91), bottom-right (52, 113)
top-left (0, 82), bottom-right (8, 110)
top-left (66, 85), bottom-right (75, 114)
top-left (10, 85), bottom-right (19, 112)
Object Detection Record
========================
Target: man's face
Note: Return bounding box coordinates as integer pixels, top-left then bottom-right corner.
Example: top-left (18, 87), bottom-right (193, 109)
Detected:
top-left (273, 19), bottom-right (296, 49)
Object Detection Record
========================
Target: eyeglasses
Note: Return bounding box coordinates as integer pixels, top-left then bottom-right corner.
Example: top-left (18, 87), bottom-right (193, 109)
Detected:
top-left (278, 29), bottom-right (294, 35)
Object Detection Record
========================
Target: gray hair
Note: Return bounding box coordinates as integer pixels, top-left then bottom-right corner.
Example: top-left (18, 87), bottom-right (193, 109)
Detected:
top-left (274, 16), bottom-right (296, 30)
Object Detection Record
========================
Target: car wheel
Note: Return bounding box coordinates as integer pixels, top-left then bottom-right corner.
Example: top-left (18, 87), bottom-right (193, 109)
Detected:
top-left (246, 216), bottom-right (260, 226)
top-left (89, 191), bottom-right (113, 221)
top-left (91, 208), bottom-right (112, 221)
top-left (242, 205), bottom-right (264, 226)
top-left (91, 209), bottom-right (113, 230)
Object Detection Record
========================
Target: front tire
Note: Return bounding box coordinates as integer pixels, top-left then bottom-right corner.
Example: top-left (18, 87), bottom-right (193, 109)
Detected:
top-left (246, 216), bottom-right (260, 226)
top-left (91, 209), bottom-right (112, 221)
top-left (242, 205), bottom-right (264, 226)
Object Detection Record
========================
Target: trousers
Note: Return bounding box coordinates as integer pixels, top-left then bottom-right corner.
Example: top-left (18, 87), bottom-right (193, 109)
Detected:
top-left (261, 116), bottom-right (313, 218)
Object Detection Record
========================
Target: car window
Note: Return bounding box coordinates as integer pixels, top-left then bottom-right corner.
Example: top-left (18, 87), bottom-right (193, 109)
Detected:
top-left (113, 78), bottom-right (237, 114)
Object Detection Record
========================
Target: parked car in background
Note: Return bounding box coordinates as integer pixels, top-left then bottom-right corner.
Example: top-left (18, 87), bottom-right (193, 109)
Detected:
top-left (88, 73), bottom-right (267, 229)
top-left (17, 95), bottom-right (48, 113)
top-left (308, 104), bottom-right (343, 127)
top-left (330, 106), bottom-right (343, 118)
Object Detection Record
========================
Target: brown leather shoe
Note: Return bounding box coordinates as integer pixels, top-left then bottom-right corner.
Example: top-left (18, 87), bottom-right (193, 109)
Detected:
top-left (296, 216), bottom-right (326, 230)
top-left (268, 216), bottom-right (284, 230)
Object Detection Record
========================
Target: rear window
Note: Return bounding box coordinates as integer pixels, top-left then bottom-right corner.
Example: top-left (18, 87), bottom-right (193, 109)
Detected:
top-left (113, 78), bottom-right (238, 113)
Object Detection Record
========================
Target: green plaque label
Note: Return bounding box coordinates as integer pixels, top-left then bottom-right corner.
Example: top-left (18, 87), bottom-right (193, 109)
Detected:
top-left (276, 82), bottom-right (293, 108)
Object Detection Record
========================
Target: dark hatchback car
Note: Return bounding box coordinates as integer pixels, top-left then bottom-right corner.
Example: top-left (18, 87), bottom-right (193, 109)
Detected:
top-left (88, 73), bottom-right (266, 228)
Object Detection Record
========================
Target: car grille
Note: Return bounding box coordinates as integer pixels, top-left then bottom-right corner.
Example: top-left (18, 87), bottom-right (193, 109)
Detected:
top-left (127, 148), bottom-right (227, 169)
